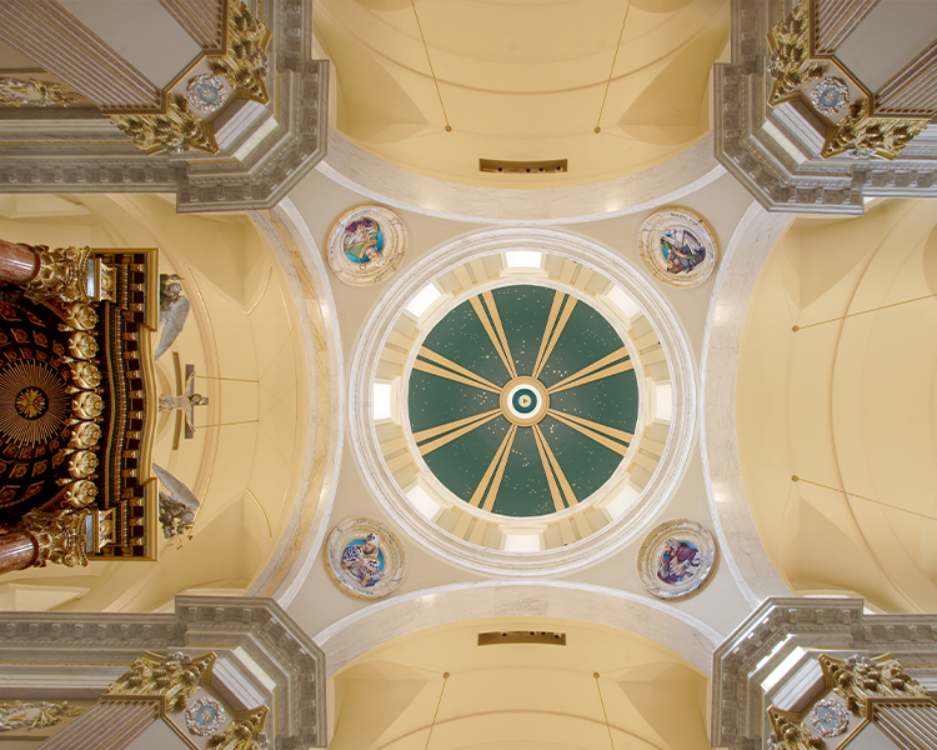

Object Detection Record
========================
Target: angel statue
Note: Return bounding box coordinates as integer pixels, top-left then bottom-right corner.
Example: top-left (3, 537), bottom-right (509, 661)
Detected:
top-left (153, 464), bottom-right (200, 540)
top-left (154, 273), bottom-right (191, 360)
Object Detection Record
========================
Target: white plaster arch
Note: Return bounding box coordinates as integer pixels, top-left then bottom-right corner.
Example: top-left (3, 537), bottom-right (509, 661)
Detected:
top-left (348, 226), bottom-right (697, 577)
top-left (314, 581), bottom-right (723, 678)
top-left (699, 202), bottom-right (793, 607)
top-left (245, 199), bottom-right (345, 607)
top-left (318, 129), bottom-right (725, 225)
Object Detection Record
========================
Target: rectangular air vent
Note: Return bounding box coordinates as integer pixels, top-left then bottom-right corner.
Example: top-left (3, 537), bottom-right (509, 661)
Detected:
top-left (477, 630), bottom-right (567, 646)
top-left (479, 159), bottom-right (567, 174)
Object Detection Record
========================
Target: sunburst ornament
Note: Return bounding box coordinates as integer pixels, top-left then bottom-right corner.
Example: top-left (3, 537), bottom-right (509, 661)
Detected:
top-left (0, 360), bottom-right (68, 445)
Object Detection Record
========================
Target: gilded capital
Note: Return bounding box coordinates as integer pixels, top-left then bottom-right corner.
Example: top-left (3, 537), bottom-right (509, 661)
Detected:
top-left (208, 705), bottom-right (269, 750)
top-left (23, 245), bottom-right (93, 306)
top-left (21, 508), bottom-right (90, 568)
top-left (209, 1), bottom-right (272, 105)
top-left (105, 651), bottom-right (216, 712)
top-left (766, 0), bottom-right (825, 106)
top-left (767, 706), bottom-right (823, 750)
top-left (821, 99), bottom-right (930, 160)
top-left (820, 653), bottom-right (929, 715)
top-left (0, 700), bottom-right (83, 731)
top-left (108, 96), bottom-right (218, 156)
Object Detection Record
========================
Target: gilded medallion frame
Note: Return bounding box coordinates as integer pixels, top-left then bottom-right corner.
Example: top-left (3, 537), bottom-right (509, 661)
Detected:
top-left (638, 518), bottom-right (716, 599)
top-left (326, 518), bottom-right (406, 599)
top-left (327, 206), bottom-right (407, 286)
top-left (638, 207), bottom-right (717, 288)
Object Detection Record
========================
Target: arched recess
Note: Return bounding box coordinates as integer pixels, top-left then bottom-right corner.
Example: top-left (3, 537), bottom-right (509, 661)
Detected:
top-left (700, 201), bottom-right (793, 607)
top-left (314, 581), bottom-right (722, 679)
top-left (325, 609), bottom-right (715, 750)
top-left (736, 199), bottom-right (937, 613)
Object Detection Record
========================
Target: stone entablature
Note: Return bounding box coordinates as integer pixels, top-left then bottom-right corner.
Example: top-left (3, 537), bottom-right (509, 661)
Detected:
top-left (712, 597), bottom-right (937, 749)
top-left (0, 596), bottom-right (325, 749)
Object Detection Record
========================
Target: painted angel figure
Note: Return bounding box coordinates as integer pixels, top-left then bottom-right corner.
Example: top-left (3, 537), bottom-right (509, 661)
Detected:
top-left (154, 273), bottom-right (191, 360)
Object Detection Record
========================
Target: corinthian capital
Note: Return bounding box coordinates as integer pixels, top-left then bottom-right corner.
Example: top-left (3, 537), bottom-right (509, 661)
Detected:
top-left (23, 245), bottom-right (93, 306)
top-left (21, 508), bottom-right (90, 567)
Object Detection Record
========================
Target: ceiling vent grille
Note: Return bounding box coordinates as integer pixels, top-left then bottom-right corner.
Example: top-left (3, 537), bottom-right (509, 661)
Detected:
top-left (479, 159), bottom-right (567, 174)
top-left (477, 630), bottom-right (566, 646)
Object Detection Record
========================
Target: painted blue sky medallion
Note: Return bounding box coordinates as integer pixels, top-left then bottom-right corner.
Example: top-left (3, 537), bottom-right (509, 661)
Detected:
top-left (407, 284), bottom-right (639, 518)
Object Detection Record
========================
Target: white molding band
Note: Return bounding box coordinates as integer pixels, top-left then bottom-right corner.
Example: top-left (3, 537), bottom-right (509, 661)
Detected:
top-left (318, 129), bottom-right (725, 225)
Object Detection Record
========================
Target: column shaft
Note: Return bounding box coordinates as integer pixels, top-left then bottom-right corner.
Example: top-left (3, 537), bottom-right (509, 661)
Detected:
top-left (0, 239), bottom-right (39, 283)
top-left (0, 532), bottom-right (38, 573)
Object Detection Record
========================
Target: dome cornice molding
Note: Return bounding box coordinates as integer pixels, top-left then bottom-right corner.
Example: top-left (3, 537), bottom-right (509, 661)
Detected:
top-left (318, 129), bottom-right (725, 225)
top-left (348, 227), bottom-right (697, 577)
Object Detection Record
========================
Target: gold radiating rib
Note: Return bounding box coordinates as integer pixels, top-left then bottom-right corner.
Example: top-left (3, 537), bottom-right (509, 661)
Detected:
top-left (533, 294), bottom-right (577, 378)
top-left (469, 424), bottom-right (517, 509)
top-left (532, 425), bottom-right (567, 512)
top-left (481, 290), bottom-right (517, 379)
top-left (533, 425), bottom-right (577, 508)
top-left (469, 296), bottom-right (515, 379)
top-left (550, 409), bottom-right (633, 444)
top-left (548, 359), bottom-right (634, 394)
top-left (547, 346), bottom-right (630, 393)
top-left (418, 347), bottom-right (502, 392)
top-left (418, 411), bottom-right (502, 456)
top-left (412, 407), bottom-right (502, 444)
top-left (548, 410), bottom-right (629, 456)
top-left (532, 291), bottom-right (564, 376)
top-left (413, 358), bottom-right (501, 394)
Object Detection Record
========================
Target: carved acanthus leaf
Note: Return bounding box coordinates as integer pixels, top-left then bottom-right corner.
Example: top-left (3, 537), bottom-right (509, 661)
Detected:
top-left (21, 508), bottom-right (90, 568)
top-left (209, 1), bottom-right (272, 105)
top-left (108, 96), bottom-right (218, 156)
top-left (820, 653), bottom-right (929, 716)
top-left (0, 78), bottom-right (85, 107)
top-left (767, 706), bottom-right (823, 750)
top-left (821, 99), bottom-right (930, 160)
top-left (766, 0), bottom-right (825, 105)
top-left (105, 651), bottom-right (216, 712)
top-left (208, 706), bottom-right (269, 750)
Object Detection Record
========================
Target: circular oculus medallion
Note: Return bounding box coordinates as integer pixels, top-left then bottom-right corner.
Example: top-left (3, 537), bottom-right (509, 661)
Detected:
top-left (326, 518), bottom-right (406, 599)
top-left (807, 697), bottom-right (849, 737)
top-left (810, 77), bottom-right (850, 118)
top-left (637, 519), bottom-right (717, 599)
top-left (638, 208), bottom-right (717, 288)
top-left (406, 284), bottom-right (639, 519)
top-left (185, 74), bottom-right (229, 114)
top-left (184, 696), bottom-right (225, 737)
top-left (327, 206), bottom-right (407, 286)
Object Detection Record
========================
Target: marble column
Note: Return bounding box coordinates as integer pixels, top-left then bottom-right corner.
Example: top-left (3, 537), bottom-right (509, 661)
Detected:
top-left (0, 239), bottom-right (39, 283)
top-left (0, 531), bottom-right (38, 574)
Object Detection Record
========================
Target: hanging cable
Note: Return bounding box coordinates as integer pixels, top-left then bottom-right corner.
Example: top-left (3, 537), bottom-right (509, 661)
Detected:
top-left (594, 1), bottom-right (633, 134)
top-left (593, 672), bottom-right (615, 750)
top-left (424, 671), bottom-right (450, 749)
top-left (792, 476), bottom-right (937, 523)
top-left (792, 291), bottom-right (937, 331)
top-left (410, 0), bottom-right (452, 132)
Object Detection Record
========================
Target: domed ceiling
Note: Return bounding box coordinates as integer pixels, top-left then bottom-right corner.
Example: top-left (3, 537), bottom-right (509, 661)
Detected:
top-left (408, 284), bottom-right (639, 517)
top-left (313, 0), bottom-right (730, 186)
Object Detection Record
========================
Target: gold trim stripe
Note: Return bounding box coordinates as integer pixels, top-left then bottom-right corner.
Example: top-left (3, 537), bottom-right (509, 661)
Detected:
top-left (548, 358), bottom-right (634, 394)
top-left (547, 346), bottom-right (630, 393)
top-left (481, 425), bottom-right (517, 512)
top-left (418, 347), bottom-right (503, 391)
top-left (532, 291), bottom-right (565, 376)
top-left (469, 296), bottom-right (515, 379)
top-left (412, 408), bottom-right (501, 443)
top-left (481, 290), bottom-right (518, 379)
top-left (550, 410), bottom-right (633, 444)
top-left (532, 425), bottom-right (568, 512)
top-left (533, 295), bottom-right (578, 378)
top-left (413, 358), bottom-right (501, 394)
top-left (548, 410), bottom-right (629, 457)
top-left (469, 424), bottom-right (516, 508)
top-left (418, 411), bottom-right (502, 456)
top-left (534, 425), bottom-right (577, 508)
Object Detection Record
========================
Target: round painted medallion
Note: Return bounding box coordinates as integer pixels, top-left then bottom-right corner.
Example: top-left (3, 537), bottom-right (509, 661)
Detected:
top-left (638, 208), bottom-right (717, 288)
top-left (326, 518), bottom-right (406, 599)
top-left (184, 696), bottom-right (225, 736)
top-left (406, 284), bottom-right (639, 518)
top-left (185, 74), bottom-right (229, 114)
top-left (327, 206), bottom-right (407, 286)
top-left (0, 360), bottom-right (68, 446)
top-left (637, 519), bottom-right (717, 599)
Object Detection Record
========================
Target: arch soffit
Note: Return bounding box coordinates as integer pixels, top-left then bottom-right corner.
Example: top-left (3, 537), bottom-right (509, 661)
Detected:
top-left (700, 202), bottom-right (793, 607)
top-left (314, 581), bottom-right (723, 679)
top-left (317, 128), bottom-right (725, 225)
top-left (244, 199), bottom-right (345, 607)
